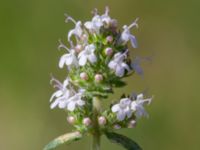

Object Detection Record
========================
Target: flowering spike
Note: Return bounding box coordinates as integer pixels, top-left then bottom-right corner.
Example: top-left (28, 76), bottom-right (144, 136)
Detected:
top-left (46, 7), bottom-right (152, 150)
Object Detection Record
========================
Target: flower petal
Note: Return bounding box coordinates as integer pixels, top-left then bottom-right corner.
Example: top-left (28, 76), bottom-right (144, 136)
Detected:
top-left (88, 54), bottom-right (97, 63)
top-left (108, 61), bottom-right (116, 70)
top-left (68, 29), bottom-right (75, 41)
top-left (58, 100), bottom-right (68, 109)
top-left (65, 54), bottom-right (73, 65)
top-left (50, 99), bottom-right (59, 109)
top-left (59, 54), bottom-right (67, 68)
top-left (117, 110), bottom-right (126, 121)
top-left (84, 22), bottom-right (93, 30)
top-left (129, 35), bottom-right (138, 48)
top-left (79, 55), bottom-right (87, 66)
top-left (131, 101), bottom-right (137, 111)
top-left (112, 104), bottom-right (120, 112)
top-left (67, 101), bottom-right (76, 111)
top-left (116, 65), bottom-right (125, 77)
top-left (77, 100), bottom-right (85, 106)
top-left (50, 90), bottom-right (63, 102)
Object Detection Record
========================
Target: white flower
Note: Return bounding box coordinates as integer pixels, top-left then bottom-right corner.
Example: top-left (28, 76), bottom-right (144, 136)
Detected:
top-left (131, 94), bottom-right (152, 118)
top-left (50, 78), bottom-right (72, 109)
top-left (58, 40), bottom-right (78, 68)
top-left (66, 93), bottom-right (85, 111)
top-left (120, 18), bottom-right (139, 48)
top-left (112, 98), bottom-right (132, 121)
top-left (84, 15), bottom-right (103, 33)
top-left (50, 77), bottom-right (85, 111)
top-left (108, 50), bottom-right (130, 77)
top-left (78, 44), bottom-right (97, 66)
top-left (65, 15), bottom-right (83, 42)
top-left (59, 50), bottom-right (78, 68)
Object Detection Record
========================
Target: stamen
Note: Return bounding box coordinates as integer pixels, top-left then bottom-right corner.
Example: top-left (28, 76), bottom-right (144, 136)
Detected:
top-left (128, 17), bottom-right (139, 29)
top-left (105, 6), bottom-right (110, 15)
top-left (91, 8), bottom-right (98, 16)
top-left (58, 40), bottom-right (70, 52)
top-left (50, 75), bottom-right (63, 89)
top-left (64, 14), bottom-right (76, 24)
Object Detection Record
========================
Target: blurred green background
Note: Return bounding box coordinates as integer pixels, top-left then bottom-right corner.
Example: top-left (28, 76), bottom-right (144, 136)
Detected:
top-left (0, 0), bottom-right (200, 149)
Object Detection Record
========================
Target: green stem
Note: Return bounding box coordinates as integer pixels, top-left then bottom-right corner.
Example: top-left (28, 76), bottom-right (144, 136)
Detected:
top-left (92, 97), bottom-right (101, 150)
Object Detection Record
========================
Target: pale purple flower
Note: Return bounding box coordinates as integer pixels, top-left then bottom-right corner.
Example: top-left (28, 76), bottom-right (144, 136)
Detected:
top-left (84, 14), bottom-right (103, 33)
top-left (108, 50), bottom-right (130, 77)
top-left (78, 44), bottom-right (97, 66)
top-left (50, 77), bottom-right (72, 109)
top-left (120, 18), bottom-right (139, 48)
top-left (66, 93), bottom-right (85, 111)
top-left (131, 94), bottom-right (152, 118)
top-left (111, 98), bottom-right (132, 121)
top-left (65, 15), bottom-right (83, 42)
top-left (58, 40), bottom-right (78, 68)
top-left (50, 77), bottom-right (85, 111)
top-left (101, 6), bottom-right (112, 26)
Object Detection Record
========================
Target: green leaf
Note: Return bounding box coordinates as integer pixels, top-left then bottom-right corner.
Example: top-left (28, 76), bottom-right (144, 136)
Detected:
top-left (43, 131), bottom-right (82, 150)
top-left (105, 132), bottom-right (142, 150)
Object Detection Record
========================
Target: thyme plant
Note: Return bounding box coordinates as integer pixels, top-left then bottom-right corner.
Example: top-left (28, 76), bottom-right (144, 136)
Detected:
top-left (44, 7), bottom-right (152, 150)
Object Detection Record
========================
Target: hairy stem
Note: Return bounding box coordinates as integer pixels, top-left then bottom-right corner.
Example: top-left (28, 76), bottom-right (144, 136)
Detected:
top-left (92, 97), bottom-right (101, 150)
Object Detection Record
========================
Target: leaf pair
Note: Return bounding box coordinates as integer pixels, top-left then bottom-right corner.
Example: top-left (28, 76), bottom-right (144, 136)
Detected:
top-left (44, 131), bottom-right (142, 150)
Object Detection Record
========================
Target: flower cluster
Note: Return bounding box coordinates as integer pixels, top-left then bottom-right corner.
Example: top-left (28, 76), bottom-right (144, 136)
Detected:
top-left (49, 7), bottom-right (152, 133)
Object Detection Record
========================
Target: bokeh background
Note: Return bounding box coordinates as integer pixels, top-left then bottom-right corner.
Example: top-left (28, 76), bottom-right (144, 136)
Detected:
top-left (0, 0), bottom-right (200, 149)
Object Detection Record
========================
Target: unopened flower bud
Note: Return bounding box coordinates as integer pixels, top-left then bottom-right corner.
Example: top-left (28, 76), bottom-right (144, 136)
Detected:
top-left (75, 44), bottom-right (82, 53)
top-left (67, 116), bottom-right (76, 125)
top-left (106, 36), bottom-right (113, 43)
top-left (80, 72), bottom-right (88, 80)
top-left (83, 117), bottom-right (92, 126)
top-left (113, 124), bottom-right (121, 129)
top-left (105, 47), bottom-right (113, 56)
top-left (95, 74), bottom-right (103, 82)
top-left (98, 116), bottom-right (107, 126)
top-left (128, 120), bottom-right (137, 128)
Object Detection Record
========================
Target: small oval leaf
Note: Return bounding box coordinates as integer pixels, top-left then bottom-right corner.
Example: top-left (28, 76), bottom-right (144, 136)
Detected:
top-left (44, 131), bottom-right (82, 150)
top-left (105, 132), bottom-right (142, 150)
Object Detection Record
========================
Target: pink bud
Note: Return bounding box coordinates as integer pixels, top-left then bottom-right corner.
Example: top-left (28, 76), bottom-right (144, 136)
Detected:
top-left (80, 72), bottom-right (88, 80)
top-left (98, 116), bottom-right (107, 125)
top-left (105, 47), bottom-right (113, 56)
top-left (95, 74), bottom-right (103, 82)
top-left (128, 120), bottom-right (137, 128)
top-left (75, 44), bottom-right (82, 53)
top-left (67, 116), bottom-right (76, 125)
top-left (113, 124), bottom-right (121, 129)
top-left (83, 117), bottom-right (92, 126)
top-left (106, 36), bottom-right (113, 43)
